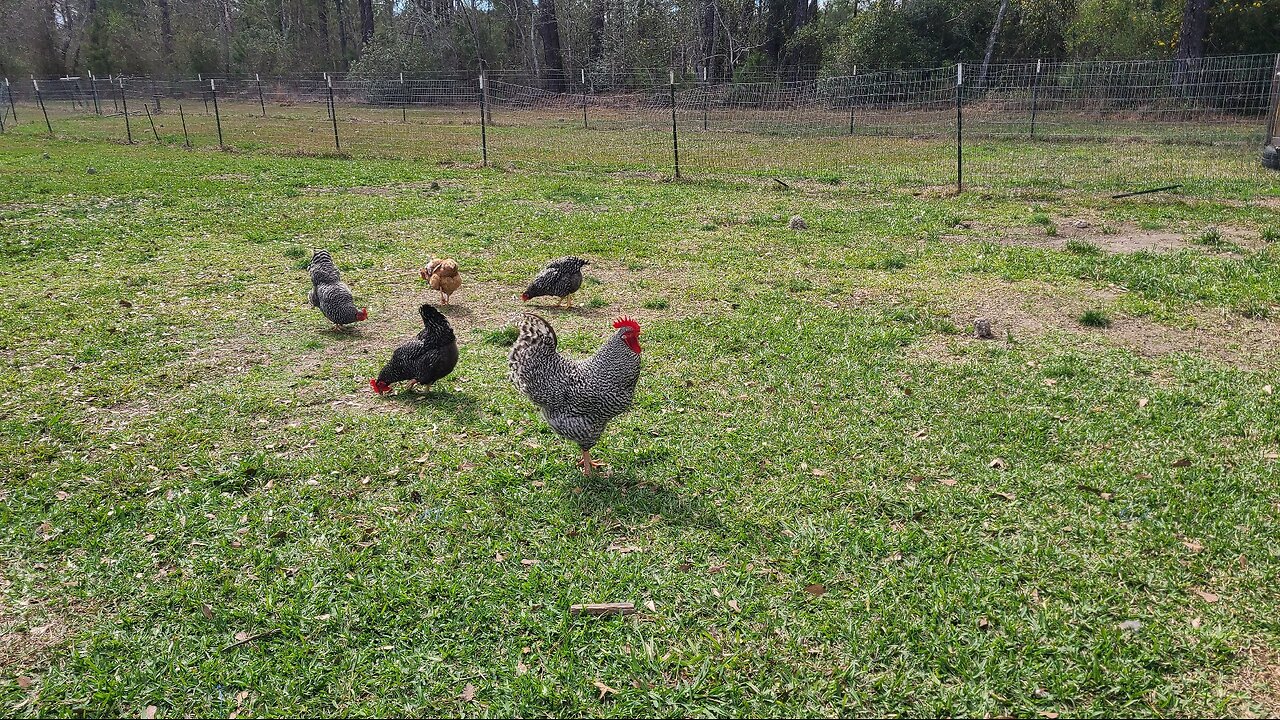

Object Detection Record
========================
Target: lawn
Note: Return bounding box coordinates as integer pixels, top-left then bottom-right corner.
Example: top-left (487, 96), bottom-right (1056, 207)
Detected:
top-left (1, 129), bottom-right (1280, 717)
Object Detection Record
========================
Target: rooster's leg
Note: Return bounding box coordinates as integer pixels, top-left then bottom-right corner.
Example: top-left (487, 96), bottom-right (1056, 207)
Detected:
top-left (563, 293), bottom-right (575, 308)
top-left (577, 449), bottom-right (605, 475)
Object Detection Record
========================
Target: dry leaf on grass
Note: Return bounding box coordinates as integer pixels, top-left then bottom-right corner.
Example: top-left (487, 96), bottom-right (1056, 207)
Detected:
top-left (811, 469), bottom-right (828, 477)
top-left (200, 603), bottom-right (213, 620)
top-left (939, 478), bottom-right (957, 487)
top-left (988, 458), bottom-right (1006, 470)
top-left (1138, 397), bottom-right (1149, 408)
top-left (17, 676), bottom-right (33, 689)
top-left (494, 552), bottom-right (506, 563)
top-left (1190, 617), bottom-right (1203, 629)
top-left (593, 680), bottom-right (618, 700)
top-left (1193, 588), bottom-right (1220, 603)
top-left (1182, 540), bottom-right (1204, 553)
top-left (1171, 458), bottom-right (1192, 468)
top-left (990, 491), bottom-right (1016, 501)
top-left (606, 543), bottom-right (642, 554)
top-left (520, 558), bottom-right (539, 566)
top-left (978, 617), bottom-right (991, 630)
top-left (140, 706), bottom-right (157, 719)
top-left (459, 684), bottom-right (477, 702)
top-left (728, 599), bottom-right (740, 612)
top-left (805, 583), bottom-right (827, 597)
top-left (645, 600), bottom-right (656, 612)
top-left (516, 661), bottom-right (528, 676)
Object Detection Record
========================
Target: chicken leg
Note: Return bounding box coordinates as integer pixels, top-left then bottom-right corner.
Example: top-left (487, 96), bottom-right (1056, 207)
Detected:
top-left (559, 293), bottom-right (576, 308)
top-left (577, 448), bottom-right (605, 475)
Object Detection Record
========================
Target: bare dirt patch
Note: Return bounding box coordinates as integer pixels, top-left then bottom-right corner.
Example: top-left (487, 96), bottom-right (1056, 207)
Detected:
top-left (0, 598), bottom-right (84, 674)
top-left (913, 279), bottom-right (1280, 369)
top-left (952, 216), bottom-right (1270, 255)
top-left (1224, 645), bottom-right (1280, 717)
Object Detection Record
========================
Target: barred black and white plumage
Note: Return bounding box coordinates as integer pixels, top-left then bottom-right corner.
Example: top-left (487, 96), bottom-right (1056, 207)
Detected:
top-left (307, 249), bottom-right (367, 329)
top-left (508, 313), bottom-right (642, 474)
top-left (370, 304), bottom-right (458, 395)
top-left (521, 256), bottom-right (589, 306)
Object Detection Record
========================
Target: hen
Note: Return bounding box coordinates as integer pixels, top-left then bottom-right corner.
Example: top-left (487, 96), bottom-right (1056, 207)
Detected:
top-left (420, 258), bottom-right (462, 304)
top-left (307, 250), bottom-right (368, 330)
top-left (521, 256), bottom-right (589, 307)
top-left (508, 313), bottom-right (642, 474)
top-left (370, 303), bottom-right (458, 395)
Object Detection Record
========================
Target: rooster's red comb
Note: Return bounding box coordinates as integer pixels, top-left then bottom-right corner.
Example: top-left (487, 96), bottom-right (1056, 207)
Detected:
top-left (613, 316), bottom-right (641, 334)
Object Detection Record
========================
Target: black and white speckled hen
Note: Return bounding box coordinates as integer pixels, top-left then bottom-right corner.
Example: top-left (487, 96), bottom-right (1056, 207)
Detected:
top-left (370, 303), bottom-right (458, 395)
top-left (521, 256), bottom-right (589, 307)
top-left (307, 250), bottom-right (368, 330)
top-left (508, 313), bottom-right (642, 475)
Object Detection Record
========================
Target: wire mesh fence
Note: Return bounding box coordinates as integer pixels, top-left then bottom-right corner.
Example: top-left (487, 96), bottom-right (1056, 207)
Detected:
top-left (3, 53), bottom-right (1278, 194)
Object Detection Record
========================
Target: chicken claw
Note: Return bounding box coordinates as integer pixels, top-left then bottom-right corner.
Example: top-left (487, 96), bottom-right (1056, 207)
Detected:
top-left (578, 449), bottom-right (606, 475)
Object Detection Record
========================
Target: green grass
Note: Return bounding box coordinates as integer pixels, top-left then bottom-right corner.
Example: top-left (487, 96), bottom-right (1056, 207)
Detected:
top-left (2, 133), bottom-right (1280, 718)
top-left (1078, 309), bottom-right (1113, 328)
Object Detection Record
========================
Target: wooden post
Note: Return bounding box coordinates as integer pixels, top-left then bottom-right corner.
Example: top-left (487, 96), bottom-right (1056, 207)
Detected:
top-left (257, 73), bottom-right (266, 117)
top-left (670, 70), bottom-right (680, 179)
top-left (119, 80), bottom-right (132, 143)
top-left (210, 79), bottom-right (223, 147)
top-left (702, 67), bottom-right (709, 131)
top-left (34, 80), bottom-right (52, 134)
top-left (956, 64), bottom-right (964, 194)
top-left (400, 72), bottom-right (407, 123)
top-left (582, 68), bottom-right (588, 130)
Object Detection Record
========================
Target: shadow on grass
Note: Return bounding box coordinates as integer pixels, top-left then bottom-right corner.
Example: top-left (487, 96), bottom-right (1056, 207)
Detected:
top-left (566, 465), bottom-right (720, 529)
top-left (384, 386), bottom-right (482, 423)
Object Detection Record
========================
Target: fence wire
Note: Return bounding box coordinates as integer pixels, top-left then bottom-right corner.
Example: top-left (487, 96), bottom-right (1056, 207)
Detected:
top-left (4, 54), bottom-right (1278, 194)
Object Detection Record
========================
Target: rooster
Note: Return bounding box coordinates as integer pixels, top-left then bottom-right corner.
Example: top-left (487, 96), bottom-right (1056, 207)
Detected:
top-left (370, 304), bottom-right (458, 395)
top-left (521, 256), bottom-right (589, 307)
top-left (508, 313), bottom-right (642, 475)
top-left (420, 258), bottom-right (462, 304)
top-left (307, 250), bottom-right (368, 331)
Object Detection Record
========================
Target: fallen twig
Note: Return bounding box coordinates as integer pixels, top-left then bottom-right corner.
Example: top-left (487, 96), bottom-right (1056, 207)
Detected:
top-left (221, 628), bottom-right (280, 652)
top-left (1111, 184), bottom-right (1181, 199)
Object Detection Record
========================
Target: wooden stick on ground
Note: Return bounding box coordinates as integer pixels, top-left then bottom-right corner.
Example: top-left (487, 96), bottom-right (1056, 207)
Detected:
top-left (570, 603), bottom-right (635, 617)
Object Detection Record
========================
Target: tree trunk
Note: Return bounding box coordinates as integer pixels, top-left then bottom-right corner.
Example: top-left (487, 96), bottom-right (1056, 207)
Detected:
top-left (978, 0), bottom-right (1010, 88)
top-left (537, 0), bottom-right (565, 91)
top-left (1174, 0), bottom-right (1210, 60)
top-left (158, 0), bottom-right (174, 60)
top-left (359, 0), bottom-right (374, 46)
top-left (700, 0), bottom-right (718, 80)
top-left (317, 0), bottom-right (331, 65)
top-left (588, 0), bottom-right (605, 62)
top-left (335, 0), bottom-right (350, 65)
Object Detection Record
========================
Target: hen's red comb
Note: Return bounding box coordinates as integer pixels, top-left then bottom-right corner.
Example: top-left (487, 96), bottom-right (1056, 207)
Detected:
top-left (613, 316), bottom-right (641, 334)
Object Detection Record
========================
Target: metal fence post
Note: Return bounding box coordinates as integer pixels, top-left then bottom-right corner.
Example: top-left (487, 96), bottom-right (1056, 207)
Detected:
top-left (143, 103), bottom-right (160, 141)
top-left (1266, 54), bottom-right (1280, 145)
top-left (956, 63), bottom-right (964, 194)
top-left (179, 103), bottom-right (191, 148)
top-left (257, 73), bottom-right (266, 117)
top-left (478, 73), bottom-right (488, 167)
top-left (847, 65), bottom-right (858, 136)
top-left (90, 72), bottom-right (101, 115)
top-left (119, 80), bottom-right (132, 143)
top-left (582, 68), bottom-right (589, 130)
top-left (400, 72), bottom-right (407, 123)
top-left (1029, 59), bottom-right (1042, 140)
top-left (34, 80), bottom-right (52, 134)
top-left (702, 67), bottom-right (709, 131)
top-left (210, 79), bottom-right (223, 147)
top-left (327, 75), bottom-right (340, 152)
top-left (670, 70), bottom-right (680, 179)
top-left (6, 78), bottom-right (18, 123)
